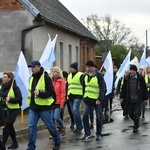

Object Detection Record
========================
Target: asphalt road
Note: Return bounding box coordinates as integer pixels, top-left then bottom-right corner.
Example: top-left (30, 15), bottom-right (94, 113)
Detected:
top-left (4, 100), bottom-right (150, 150)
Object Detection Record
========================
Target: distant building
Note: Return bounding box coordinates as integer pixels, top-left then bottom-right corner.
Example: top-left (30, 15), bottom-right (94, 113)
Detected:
top-left (0, 0), bottom-right (98, 72)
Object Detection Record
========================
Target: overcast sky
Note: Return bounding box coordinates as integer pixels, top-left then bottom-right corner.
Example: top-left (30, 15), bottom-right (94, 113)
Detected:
top-left (59, 0), bottom-right (150, 47)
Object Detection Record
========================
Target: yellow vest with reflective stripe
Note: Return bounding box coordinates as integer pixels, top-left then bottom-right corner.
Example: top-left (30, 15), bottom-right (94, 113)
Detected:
top-left (26, 74), bottom-right (54, 106)
top-left (145, 74), bottom-right (150, 91)
top-left (7, 85), bottom-right (20, 109)
top-left (67, 72), bottom-right (83, 96)
top-left (84, 75), bottom-right (99, 99)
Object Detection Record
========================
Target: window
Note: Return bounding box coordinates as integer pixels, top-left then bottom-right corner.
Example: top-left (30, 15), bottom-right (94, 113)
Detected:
top-left (76, 46), bottom-right (79, 62)
top-left (69, 44), bottom-right (72, 64)
top-left (60, 42), bottom-right (63, 69)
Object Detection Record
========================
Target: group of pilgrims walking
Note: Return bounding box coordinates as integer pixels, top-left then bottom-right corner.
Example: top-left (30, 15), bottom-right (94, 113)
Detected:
top-left (0, 59), bottom-right (149, 150)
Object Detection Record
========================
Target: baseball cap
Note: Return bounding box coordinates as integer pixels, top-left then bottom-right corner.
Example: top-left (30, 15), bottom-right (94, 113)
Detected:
top-left (28, 60), bottom-right (41, 68)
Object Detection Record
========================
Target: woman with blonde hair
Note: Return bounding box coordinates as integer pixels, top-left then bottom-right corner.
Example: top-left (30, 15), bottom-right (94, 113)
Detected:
top-left (51, 66), bottom-right (66, 136)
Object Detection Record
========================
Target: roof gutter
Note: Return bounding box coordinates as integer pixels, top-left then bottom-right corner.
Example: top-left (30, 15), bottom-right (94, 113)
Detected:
top-left (21, 20), bottom-right (45, 54)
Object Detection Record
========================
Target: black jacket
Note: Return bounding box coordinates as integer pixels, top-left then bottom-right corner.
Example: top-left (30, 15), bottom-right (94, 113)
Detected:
top-left (0, 80), bottom-right (22, 109)
top-left (29, 67), bottom-right (56, 111)
top-left (0, 105), bottom-right (5, 127)
top-left (120, 73), bottom-right (148, 104)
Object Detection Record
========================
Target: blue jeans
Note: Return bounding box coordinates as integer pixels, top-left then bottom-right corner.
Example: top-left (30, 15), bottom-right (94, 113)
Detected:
top-left (89, 106), bottom-right (94, 124)
top-left (83, 102), bottom-right (103, 136)
top-left (69, 98), bottom-right (83, 130)
top-left (53, 108), bottom-right (64, 129)
top-left (27, 109), bottom-right (61, 150)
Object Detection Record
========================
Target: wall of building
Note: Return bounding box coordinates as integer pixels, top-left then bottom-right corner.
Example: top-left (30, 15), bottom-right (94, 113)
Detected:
top-left (32, 25), bottom-right (80, 72)
top-left (0, 9), bottom-right (34, 72)
top-left (0, 0), bottom-right (97, 73)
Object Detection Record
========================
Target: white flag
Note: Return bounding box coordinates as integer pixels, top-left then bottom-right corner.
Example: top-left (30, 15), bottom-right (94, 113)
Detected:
top-left (115, 50), bottom-right (131, 89)
top-left (130, 56), bottom-right (139, 68)
top-left (14, 51), bottom-right (30, 110)
top-left (139, 49), bottom-right (147, 68)
top-left (146, 56), bottom-right (150, 65)
top-left (103, 51), bottom-right (113, 95)
top-left (40, 34), bottom-right (57, 72)
top-left (116, 50), bottom-right (131, 77)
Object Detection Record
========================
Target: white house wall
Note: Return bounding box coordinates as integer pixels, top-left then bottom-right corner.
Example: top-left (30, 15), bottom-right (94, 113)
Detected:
top-left (32, 25), bottom-right (80, 72)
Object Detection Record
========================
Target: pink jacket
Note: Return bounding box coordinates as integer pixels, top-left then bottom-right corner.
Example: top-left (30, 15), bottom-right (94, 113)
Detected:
top-left (52, 77), bottom-right (66, 106)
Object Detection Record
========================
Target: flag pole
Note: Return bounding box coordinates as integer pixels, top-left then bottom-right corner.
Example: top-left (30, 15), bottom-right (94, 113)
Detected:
top-left (99, 64), bottom-right (104, 72)
top-left (21, 109), bottom-right (24, 124)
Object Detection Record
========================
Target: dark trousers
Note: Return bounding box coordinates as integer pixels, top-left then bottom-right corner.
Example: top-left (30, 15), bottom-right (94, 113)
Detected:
top-left (121, 101), bottom-right (128, 116)
top-left (140, 101), bottom-right (145, 116)
top-left (83, 102), bottom-right (103, 136)
top-left (60, 102), bottom-right (74, 124)
top-left (109, 98), bottom-right (113, 110)
top-left (3, 123), bottom-right (17, 145)
top-left (128, 101), bottom-right (141, 128)
top-left (0, 140), bottom-right (5, 150)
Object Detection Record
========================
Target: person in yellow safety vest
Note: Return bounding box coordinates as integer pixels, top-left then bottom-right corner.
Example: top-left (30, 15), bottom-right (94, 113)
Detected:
top-left (145, 66), bottom-right (150, 108)
top-left (67, 62), bottom-right (84, 133)
top-left (0, 72), bottom-right (22, 149)
top-left (27, 60), bottom-right (61, 150)
top-left (78, 60), bottom-right (105, 141)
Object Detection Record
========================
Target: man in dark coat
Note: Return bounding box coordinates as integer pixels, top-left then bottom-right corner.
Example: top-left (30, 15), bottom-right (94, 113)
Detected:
top-left (120, 65), bottom-right (148, 132)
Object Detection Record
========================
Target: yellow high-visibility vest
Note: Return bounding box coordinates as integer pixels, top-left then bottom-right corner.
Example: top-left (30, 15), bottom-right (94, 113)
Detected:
top-left (67, 72), bottom-right (83, 96)
top-left (27, 74), bottom-right (54, 106)
top-left (145, 74), bottom-right (150, 91)
top-left (7, 85), bottom-right (20, 109)
top-left (84, 75), bottom-right (99, 99)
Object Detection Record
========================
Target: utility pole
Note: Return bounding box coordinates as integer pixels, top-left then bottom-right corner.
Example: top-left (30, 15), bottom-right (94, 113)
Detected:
top-left (146, 30), bottom-right (148, 57)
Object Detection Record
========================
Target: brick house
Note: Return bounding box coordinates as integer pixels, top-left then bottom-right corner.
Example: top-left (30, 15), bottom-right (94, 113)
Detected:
top-left (0, 0), bottom-right (98, 72)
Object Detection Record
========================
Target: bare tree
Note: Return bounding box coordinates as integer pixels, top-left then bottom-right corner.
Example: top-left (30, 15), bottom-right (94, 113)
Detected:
top-left (83, 14), bottom-right (141, 48)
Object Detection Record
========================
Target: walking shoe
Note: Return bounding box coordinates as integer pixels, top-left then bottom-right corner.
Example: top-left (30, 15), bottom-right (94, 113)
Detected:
top-left (49, 135), bottom-right (53, 139)
top-left (124, 115), bottom-right (129, 119)
top-left (61, 127), bottom-right (66, 136)
top-left (53, 142), bottom-right (61, 150)
top-left (8, 142), bottom-right (18, 149)
top-left (57, 126), bottom-right (61, 133)
top-left (90, 124), bottom-right (94, 129)
top-left (96, 135), bottom-right (102, 141)
top-left (142, 115), bottom-right (145, 119)
top-left (70, 122), bottom-right (75, 129)
top-left (123, 111), bottom-right (126, 116)
top-left (73, 127), bottom-right (83, 133)
top-left (78, 135), bottom-right (93, 140)
top-left (133, 127), bottom-right (138, 133)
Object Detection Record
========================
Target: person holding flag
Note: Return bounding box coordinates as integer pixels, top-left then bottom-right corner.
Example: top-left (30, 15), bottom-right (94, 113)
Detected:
top-left (26, 60), bottom-right (61, 150)
top-left (0, 72), bottom-right (22, 149)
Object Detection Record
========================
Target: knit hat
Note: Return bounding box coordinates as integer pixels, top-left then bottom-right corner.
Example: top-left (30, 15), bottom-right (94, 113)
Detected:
top-left (86, 60), bottom-right (95, 67)
top-left (130, 65), bottom-right (137, 72)
top-left (28, 60), bottom-right (41, 67)
top-left (3, 72), bottom-right (14, 79)
top-left (70, 62), bottom-right (78, 71)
